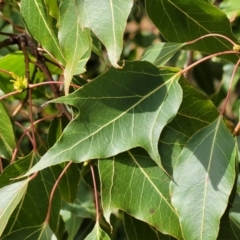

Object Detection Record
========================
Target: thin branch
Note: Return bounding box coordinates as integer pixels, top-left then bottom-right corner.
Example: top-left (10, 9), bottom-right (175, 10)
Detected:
top-left (179, 51), bottom-right (240, 76)
top-left (90, 162), bottom-right (100, 222)
top-left (185, 33), bottom-right (237, 47)
top-left (45, 161), bottom-right (73, 224)
top-left (221, 59), bottom-right (240, 115)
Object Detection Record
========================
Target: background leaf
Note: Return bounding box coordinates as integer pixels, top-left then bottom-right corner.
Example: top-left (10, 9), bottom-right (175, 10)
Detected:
top-left (0, 180), bottom-right (29, 237)
top-left (146, 0), bottom-right (239, 63)
top-left (170, 117), bottom-right (236, 240)
top-left (0, 102), bottom-right (15, 160)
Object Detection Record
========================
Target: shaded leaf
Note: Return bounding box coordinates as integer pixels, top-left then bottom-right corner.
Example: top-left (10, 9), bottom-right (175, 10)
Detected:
top-left (0, 180), bottom-right (29, 236)
top-left (1, 224), bottom-right (57, 240)
top-left (52, 162), bottom-right (81, 203)
top-left (1, 153), bottom-right (61, 237)
top-left (24, 61), bottom-right (182, 175)
top-left (124, 213), bottom-right (177, 240)
top-left (62, 178), bottom-right (95, 219)
top-left (170, 117), bottom-right (236, 240)
top-left (0, 102), bottom-right (15, 160)
top-left (77, 0), bottom-right (133, 68)
top-left (21, 0), bottom-right (65, 64)
top-left (99, 148), bottom-right (183, 239)
top-left (60, 210), bottom-right (83, 240)
top-left (141, 42), bottom-right (185, 67)
top-left (58, 0), bottom-right (91, 94)
top-left (85, 223), bottom-right (110, 240)
top-left (146, 0), bottom-right (238, 63)
top-left (160, 78), bottom-right (223, 175)
top-left (2, 0), bottom-right (19, 10)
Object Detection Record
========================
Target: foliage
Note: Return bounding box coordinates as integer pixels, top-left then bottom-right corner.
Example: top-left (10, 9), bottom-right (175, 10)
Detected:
top-left (0, 0), bottom-right (240, 239)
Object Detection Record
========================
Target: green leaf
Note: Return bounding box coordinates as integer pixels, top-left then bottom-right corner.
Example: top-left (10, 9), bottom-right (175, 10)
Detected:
top-left (124, 213), bottom-right (177, 240)
top-left (21, 0), bottom-right (65, 64)
top-left (170, 116), bottom-right (236, 240)
top-left (0, 180), bottom-right (29, 237)
top-left (58, 0), bottom-right (91, 94)
top-left (24, 61), bottom-right (182, 175)
top-left (141, 42), bottom-right (185, 67)
top-left (2, 0), bottom-right (20, 10)
top-left (99, 148), bottom-right (183, 239)
top-left (1, 153), bottom-right (61, 237)
top-left (230, 192), bottom-right (240, 235)
top-left (62, 178), bottom-right (95, 219)
top-left (53, 162), bottom-right (81, 203)
top-left (44, 0), bottom-right (59, 19)
top-left (0, 102), bottom-right (15, 160)
top-left (85, 223), bottom-right (110, 240)
top-left (77, 0), bottom-right (133, 68)
top-left (146, 0), bottom-right (238, 62)
top-left (60, 210), bottom-right (83, 240)
top-left (159, 78), bottom-right (221, 175)
top-left (1, 224), bottom-right (57, 240)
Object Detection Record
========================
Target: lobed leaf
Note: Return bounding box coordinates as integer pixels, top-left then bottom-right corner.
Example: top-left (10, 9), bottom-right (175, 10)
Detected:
top-left (170, 116), bottom-right (236, 240)
top-left (23, 61), bottom-right (182, 175)
top-left (99, 148), bottom-right (183, 239)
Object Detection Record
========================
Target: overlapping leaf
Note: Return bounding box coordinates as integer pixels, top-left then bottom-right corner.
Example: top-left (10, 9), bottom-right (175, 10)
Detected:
top-left (21, 0), bottom-right (65, 64)
top-left (0, 180), bottom-right (29, 237)
top-left (124, 213), bottom-right (177, 240)
top-left (170, 117), bottom-right (236, 240)
top-left (141, 42), bottom-right (185, 67)
top-left (159, 78), bottom-right (221, 175)
top-left (85, 223), bottom-right (110, 240)
top-left (0, 102), bottom-right (15, 160)
top-left (1, 224), bottom-right (57, 240)
top-left (77, 0), bottom-right (133, 68)
top-left (24, 61), bottom-right (182, 175)
top-left (1, 153), bottom-right (61, 238)
top-left (58, 0), bottom-right (91, 94)
top-left (146, 0), bottom-right (239, 63)
top-left (99, 148), bottom-right (183, 239)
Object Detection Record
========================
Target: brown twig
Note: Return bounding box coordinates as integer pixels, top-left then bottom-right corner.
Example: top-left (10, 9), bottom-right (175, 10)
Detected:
top-left (45, 161), bottom-right (73, 224)
top-left (90, 162), bottom-right (100, 222)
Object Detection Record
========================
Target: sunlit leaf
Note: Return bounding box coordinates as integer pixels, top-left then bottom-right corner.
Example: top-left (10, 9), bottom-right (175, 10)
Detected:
top-left (0, 180), bottom-right (29, 236)
top-left (0, 102), bottom-right (15, 160)
top-left (21, 0), bottom-right (65, 64)
top-left (77, 0), bottom-right (133, 68)
top-left (99, 148), bottom-right (183, 239)
top-left (58, 0), bottom-right (91, 94)
top-left (170, 116), bottom-right (236, 240)
top-left (24, 61), bottom-right (182, 175)
top-left (1, 153), bottom-right (61, 237)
